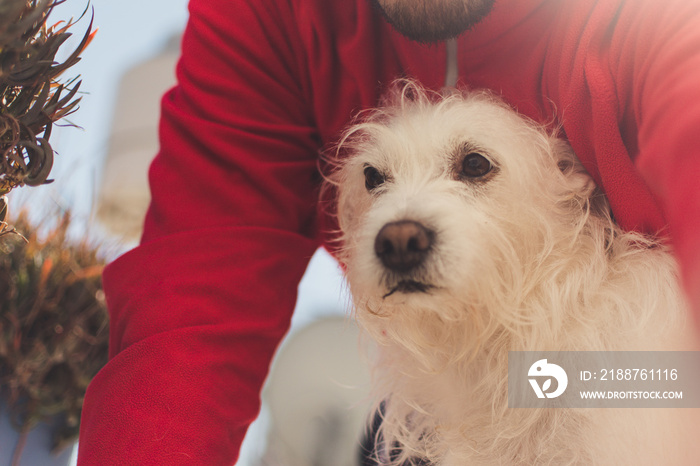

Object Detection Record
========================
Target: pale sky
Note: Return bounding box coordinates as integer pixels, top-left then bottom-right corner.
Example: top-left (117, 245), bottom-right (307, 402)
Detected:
top-left (18, 0), bottom-right (190, 224)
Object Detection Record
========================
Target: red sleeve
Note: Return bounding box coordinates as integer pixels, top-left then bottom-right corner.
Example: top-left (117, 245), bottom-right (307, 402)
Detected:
top-left (78, 0), bottom-right (320, 463)
top-left (622, 1), bottom-right (700, 320)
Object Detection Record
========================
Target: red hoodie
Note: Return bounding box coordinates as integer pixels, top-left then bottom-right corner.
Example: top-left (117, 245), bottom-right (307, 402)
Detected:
top-left (79, 0), bottom-right (700, 463)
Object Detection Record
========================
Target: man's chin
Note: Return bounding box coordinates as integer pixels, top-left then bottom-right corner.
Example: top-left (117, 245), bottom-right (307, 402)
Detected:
top-left (369, 0), bottom-right (496, 43)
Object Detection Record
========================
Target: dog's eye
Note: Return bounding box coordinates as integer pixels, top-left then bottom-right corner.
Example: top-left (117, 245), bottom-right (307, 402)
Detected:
top-left (461, 152), bottom-right (492, 178)
top-left (364, 166), bottom-right (385, 191)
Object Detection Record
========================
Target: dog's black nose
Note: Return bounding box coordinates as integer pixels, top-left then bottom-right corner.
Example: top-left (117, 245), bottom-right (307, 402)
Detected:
top-left (374, 220), bottom-right (434, 272)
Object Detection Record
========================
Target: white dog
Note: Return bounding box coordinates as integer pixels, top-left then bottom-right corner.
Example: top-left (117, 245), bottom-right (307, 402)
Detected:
top-left (329, 82), bottom-right (700, 465)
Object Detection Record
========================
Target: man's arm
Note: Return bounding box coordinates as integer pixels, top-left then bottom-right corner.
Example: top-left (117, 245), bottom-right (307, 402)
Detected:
top-left (78, 0), bottom-right (320, 463)
top-left (624, 0), bottom-right (700, 321)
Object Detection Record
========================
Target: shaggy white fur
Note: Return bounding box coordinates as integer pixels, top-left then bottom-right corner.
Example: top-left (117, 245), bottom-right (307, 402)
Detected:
top-left (328, 82), bottom-right (700, 465)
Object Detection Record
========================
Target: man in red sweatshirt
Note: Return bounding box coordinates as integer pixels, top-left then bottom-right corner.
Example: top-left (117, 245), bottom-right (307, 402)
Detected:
top-left (78, 0), bottom-right (700, 463)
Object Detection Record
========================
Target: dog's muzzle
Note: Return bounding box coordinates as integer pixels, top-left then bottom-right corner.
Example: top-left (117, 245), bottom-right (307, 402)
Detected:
top-left (374, 220), bottom-right (434, 273)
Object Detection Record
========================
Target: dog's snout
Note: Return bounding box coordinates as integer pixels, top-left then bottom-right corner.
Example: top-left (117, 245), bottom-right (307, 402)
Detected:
top-left (374, 220), bottom-right (434, 272)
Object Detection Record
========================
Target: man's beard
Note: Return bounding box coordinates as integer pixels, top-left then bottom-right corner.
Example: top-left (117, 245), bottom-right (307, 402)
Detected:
top-left (371, 0), bottom-right (496, 43)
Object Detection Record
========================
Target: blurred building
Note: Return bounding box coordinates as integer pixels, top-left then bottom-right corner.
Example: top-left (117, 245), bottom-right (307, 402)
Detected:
top-left (96, 35), bottom-right (180, 240)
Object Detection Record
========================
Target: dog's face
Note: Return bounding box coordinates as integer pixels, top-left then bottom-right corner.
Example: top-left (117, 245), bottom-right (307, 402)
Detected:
top-left (335, 87), bottom-right (597, 345)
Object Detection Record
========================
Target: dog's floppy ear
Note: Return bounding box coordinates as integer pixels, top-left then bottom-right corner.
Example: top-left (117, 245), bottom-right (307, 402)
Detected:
top-left (335, 163), bottom-right (369, 239)
top-left (336, 180), bottom-right (355, 234)
top-left (552, 138), bottom-right (596, 201)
